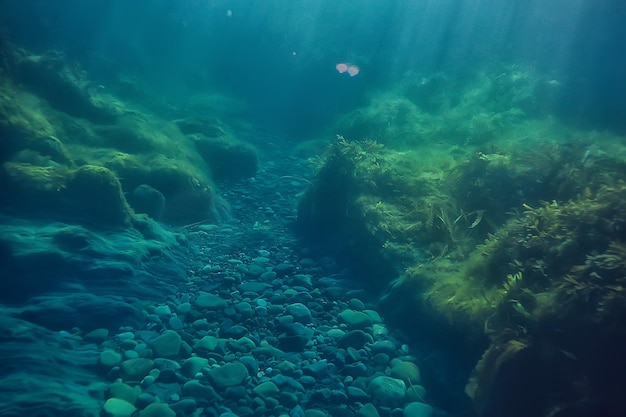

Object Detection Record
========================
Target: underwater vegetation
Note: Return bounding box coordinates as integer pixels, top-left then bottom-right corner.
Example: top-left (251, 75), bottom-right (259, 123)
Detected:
top-left (332, 66), bottom-right (561, 149)
top-left (297, 68), bottom-right (626, 416)
top-left (0, 42), bottom-right (258, 228)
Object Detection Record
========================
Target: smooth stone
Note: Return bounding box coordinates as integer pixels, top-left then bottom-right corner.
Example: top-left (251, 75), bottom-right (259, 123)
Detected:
top-left (154, 305), bottom-right (172, 317)
top-left (120, 358), bottom-right (154, 382)
top-left (286, 303), bottom-right (312, 324)
top-left (278, 335), bottom-right (309, 352)
top-left (170, 399), bottom-right (197, 415)
top-left (370, 341), bottom-right (396, 357)
top-left (181, 357), bottom-right (209, 378)
top-left (406, 385), bottom-right (427, 403)
top-left (239, 355), bottom-right (259, 375)
top-left (102, 398), bottom-right (136, 417)
top-left (150, 330), bottom-right (181, 359)
top-left (238, 282), bottom-right (270, 293)
top-left (279, 391), bottom-right (299, 408)
top-left (390, 361), bottom-right (421, 385)
top-left (225, 385), bottom-right (247, 399)
top-left (168, 316), bottom-right (184, 330)
top-left (348, 299), bottom-right (366, 311)
top-left (156, 368), bottom-right (180, 383)
top-left (363, 310), bottom-right (382, 323)
top-left (357, 403), bottom-right (380, 417)
top-left (338, 310), bottom-right (373, 330)
top-left (245, 263), bottom-right (266, 277)
top-left (253, 381), bottom-right (279, 398)
top-left (327, 329), bottom-right (345, 339)
top-left (124, 350), bottom-right (139, 360)
top-left (302, 361), bottom-right (331, 379)
top-left (177, 302), bottom-right (192, 314)
top-left (153, 358), bottom-right (181, 371)
top-left (208, 362), bottom-right (249, 388)
top-left (140, 375), bottom-right (155, 388)
top-left (403, 402), bottom-right (434, 417)
top-left (182, 380), bottom-right (223, 402)
top-left (194, 336), bottom-right (224, 353)
top-left (276, 360), bottom-right (296, 375)
top-left (100, 349), bottom-right (123, 369)
top-left (109, 381), bottom-right (139, 404)
top-left (346, 386), bottom-right (370, 403)
top-left (271, 374), bottom-right (305, 392)
top-left (292, 274), bottom-right (312, 287)
top-left (236, 337), bottom-right (256, 352)
top-left (343, 362), bottom-right (368, 377)
top-left (235, 302), bottom-right (253, 316)
top-left (299, 376), bottom-right (316, 386)
top-left (372, 324), bottom-right (389, 337)
top-left (138, 402), bottom-right (176, 417)
top-left (135, 393), bottom-right (156, 409)
top-left (221, 325), bottom-right (248, 338)
top-left (118, 332), bottom-right (135, 341)
top-left (85, 328), bottom-right (109, 343)
top-left (337, 330), bottom-right (372, 349)
top-left (192, 319), bottom-right (211, 330)
top-left (195, 293), bottom-right (227, 310)
top-left (273, 263), bottom-right (295, 276)
top-left (260, 271), bottom-right (277, 281)
top-left (372, 353), bottom-right (390, 366)
top-left (367, 376), bottom-right (405, 407)
top-left (304, 410), bottom-right (327, 417)
top-left (252, 345), bottom-right (285, 359)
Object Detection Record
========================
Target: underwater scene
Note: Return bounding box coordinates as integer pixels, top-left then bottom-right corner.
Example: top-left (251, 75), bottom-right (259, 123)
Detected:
top-left (1, 1), bottom-right (626, 417)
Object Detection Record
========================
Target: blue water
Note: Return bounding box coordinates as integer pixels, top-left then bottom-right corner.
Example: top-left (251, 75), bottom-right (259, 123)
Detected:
top-left (1, 1), bottom-right (625, 417)
top-left (2, 0), bottom-right (625, 134)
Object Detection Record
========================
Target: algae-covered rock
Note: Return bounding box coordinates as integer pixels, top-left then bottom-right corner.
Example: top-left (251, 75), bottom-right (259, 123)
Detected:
top-left (129, 184), bottom-right (165, 220)
top-left (0, 162), bottom-right (132, 226)
top-left (298, 130), bottom-right (626, 417)
top-left (16, 50), bottom-right (118, 124)
top-left (66, 165), bottom-right (132, 226)
top-left (0, 43), bottom-right (247, 227)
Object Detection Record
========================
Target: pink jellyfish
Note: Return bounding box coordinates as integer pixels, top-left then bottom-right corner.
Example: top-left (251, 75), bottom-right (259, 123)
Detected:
top-left (335, 63), bottom-right (349, 73)
top-left (347, 65), bottom-right (360, 76)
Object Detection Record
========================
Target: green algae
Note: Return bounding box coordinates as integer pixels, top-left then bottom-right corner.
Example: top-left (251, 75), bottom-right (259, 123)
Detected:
top-left (0, 44), bottom-right (257, 226)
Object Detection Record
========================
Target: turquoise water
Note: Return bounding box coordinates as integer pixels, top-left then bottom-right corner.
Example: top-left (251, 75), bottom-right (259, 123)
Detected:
top-left (1, 1), bottom-right (625, 417)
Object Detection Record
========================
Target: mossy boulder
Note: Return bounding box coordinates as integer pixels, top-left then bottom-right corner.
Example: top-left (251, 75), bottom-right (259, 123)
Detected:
top-left (0, 162), bottom-right (132, 227)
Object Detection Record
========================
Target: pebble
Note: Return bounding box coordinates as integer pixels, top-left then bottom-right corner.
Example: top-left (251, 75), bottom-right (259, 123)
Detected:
top-left (208, 362), bottom-right (249, 389)
top-left (138, 402), bottom-right (176, 417)
top-left (253, 381), bottom-right (280, 398)
top-left (338, 310), bottom-right (373, 330)
top-left (181, 356), bottom-right (209, 377)
top-left (390, 360), bottom-right (421, 385)
top-left (403, 402), bottom-right (434, 417)
top-left (357, 403), bottom-right (380, 417)
top-left (286, 303), bottom-right (312, 324)
top-left (150, 330), bottom-right (182, 359)
top-left (102, 398), bottom-right (136, 417)
top-left (84, 152), bottom-right (435, 417)
top-left (120, 358), bottom-right (155, 382)
top-left (99, 349), bottom-right (122, 369)
top-left (367, 376), bottom-right (406, 407)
